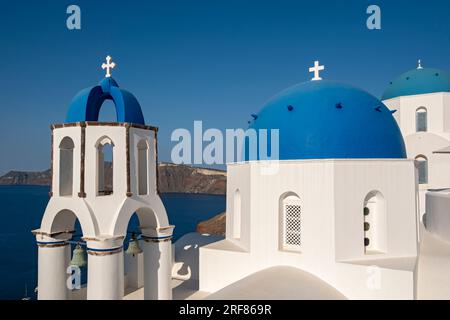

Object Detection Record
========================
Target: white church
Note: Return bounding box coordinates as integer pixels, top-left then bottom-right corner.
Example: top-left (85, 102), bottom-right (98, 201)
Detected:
top-left (33, 57), bottom-right (450, 300)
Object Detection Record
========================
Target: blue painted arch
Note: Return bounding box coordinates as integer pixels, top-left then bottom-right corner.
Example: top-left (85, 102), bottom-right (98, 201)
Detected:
top-left (65, 77), bottom-right (145, 125)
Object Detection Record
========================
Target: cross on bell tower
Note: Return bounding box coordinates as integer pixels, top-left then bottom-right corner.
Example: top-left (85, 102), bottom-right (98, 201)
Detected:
top-left (309, 60), bottom-right (325, 81)
top-left (102, 55), bottom-right (116, 78)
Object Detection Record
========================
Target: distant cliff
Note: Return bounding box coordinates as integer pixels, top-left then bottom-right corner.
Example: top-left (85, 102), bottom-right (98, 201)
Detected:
top-left (196, 212), bottom-right (226, 236)
top-left (158, 163), bottom-right (226, 195)
top-left (0, 163), bottom-right (226, 195)
top-left (0, 169), bottom-right (52, 186)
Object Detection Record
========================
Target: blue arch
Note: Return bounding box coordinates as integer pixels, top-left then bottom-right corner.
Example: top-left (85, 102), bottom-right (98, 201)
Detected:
top-left (65, 78), bottom-right (145, 125)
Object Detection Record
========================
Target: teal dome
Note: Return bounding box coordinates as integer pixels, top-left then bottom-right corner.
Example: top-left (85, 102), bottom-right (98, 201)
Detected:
top-left (382, 67), bottom-right (450, 100)
top-left (246, 80), bottom-right (406, 160)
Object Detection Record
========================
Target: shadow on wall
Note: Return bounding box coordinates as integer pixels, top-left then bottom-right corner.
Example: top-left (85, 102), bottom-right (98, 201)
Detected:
top-left (173, 232), bottom-right (224, 286)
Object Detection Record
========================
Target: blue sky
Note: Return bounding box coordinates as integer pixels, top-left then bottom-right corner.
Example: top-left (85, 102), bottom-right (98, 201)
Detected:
top-left (0, 0), bottom-right (449, 174)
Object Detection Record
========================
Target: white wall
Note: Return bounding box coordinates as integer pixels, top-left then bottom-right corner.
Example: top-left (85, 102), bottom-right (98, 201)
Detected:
top-left (226, 164), bottom-right (251, 251)
top-left (52, 127), bottom-right (82, 197)
top-left (425, 190), bottom-right (450, 244)
top-left (200, 159), bottom-right (418, 299)
top-left (384, 92), bottom-right (450, 217)
top-left (384, 93), bottom-right (449, 137)
top-left (334, 160), bottom-right (418, 261)
top-left (129, 128), bottom-right (157, 197)
top-left (42, 124), bottom-right (169, 238)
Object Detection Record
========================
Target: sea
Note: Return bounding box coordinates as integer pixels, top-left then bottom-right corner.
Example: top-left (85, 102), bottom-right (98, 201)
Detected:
top-left (0, 185), bottom-right (225, 300)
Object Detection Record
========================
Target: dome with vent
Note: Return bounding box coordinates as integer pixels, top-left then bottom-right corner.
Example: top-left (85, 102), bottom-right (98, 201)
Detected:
top-left (246, 80), bottom-right (406, 160)
top-left (382, 67), bottom-right (450, 100)
top-left (65, 77), bottom-right (145, 125)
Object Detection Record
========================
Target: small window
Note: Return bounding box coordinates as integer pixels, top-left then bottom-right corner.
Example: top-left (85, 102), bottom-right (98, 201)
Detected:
top-left (363, 191), bottom-right (387, 254)
top-left (415, 155), bottom-right (428, 184)
top-left (280, 194), bottom-right (302, 251)
top-left (97, 137), bottom-right (114, 196)
top-left (59, 137), bottom-right (74, 196)
top-left (416, 107), bottom-right (427, 132)
top-left (137, 140), bottom-right (148, 195)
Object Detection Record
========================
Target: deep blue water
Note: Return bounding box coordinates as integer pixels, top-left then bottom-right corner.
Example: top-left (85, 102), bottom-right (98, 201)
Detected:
top-left (0, 185), bottom-right (225, 300)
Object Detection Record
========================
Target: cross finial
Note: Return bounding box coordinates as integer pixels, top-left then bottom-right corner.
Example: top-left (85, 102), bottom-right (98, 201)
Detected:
top-left (101, 55), bottom-right (116, 78)
top-left (417, 59), bottom-right (423, 69)
top-left (309, 60), bottom-right (325, 81)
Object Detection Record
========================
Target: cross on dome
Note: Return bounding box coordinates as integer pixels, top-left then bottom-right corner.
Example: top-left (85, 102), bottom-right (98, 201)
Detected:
top-left (309, 60), bottom-right (325, 81)
top-left (102, 55), bottom-right (116, 78)
top-left (417, 59), bottom-right (423, 69)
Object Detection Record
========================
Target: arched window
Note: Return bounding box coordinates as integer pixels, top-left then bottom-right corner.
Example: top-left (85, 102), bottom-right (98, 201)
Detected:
top-left (59, 137), bottom-right (74, 196)
top-left (280, 193), bottom-right (301, 251)
top-left (233, 189), bottom-right (241, 239)
top-left (415, 155), bottom-right (428, 184)
top-left (137, 140), bottom-right (149, 195)
top-left (363, 191), bottom-right (387, 254)
top-left (416, 107), bottom-right (427, 132)
top-left (97, 137), bottom-right (114, 196)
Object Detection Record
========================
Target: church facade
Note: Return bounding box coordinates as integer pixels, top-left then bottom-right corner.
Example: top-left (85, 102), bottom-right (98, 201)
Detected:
top-left (199, 78), bottom-right (419, 299)
top-left (33, 57), bottom-right (450, 300)
top-left (382, 62), bottom-right (450, 216)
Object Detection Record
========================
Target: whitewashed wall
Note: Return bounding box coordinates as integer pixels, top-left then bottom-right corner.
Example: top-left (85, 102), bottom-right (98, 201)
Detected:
top-left (41, 124), bottom-right (169, 238)
top-left (384, 92), bottom-right (450, 218)
top-left (200, 159), bottom-right (419, 299)
top-left (383, 93), bottom-right (450, 137)
top-left (425, 190), bottom-right (450, 244)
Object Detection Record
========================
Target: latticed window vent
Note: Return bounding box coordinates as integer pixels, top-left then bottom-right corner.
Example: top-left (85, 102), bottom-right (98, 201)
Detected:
top-left (283, 202), bottom-right (302, 250)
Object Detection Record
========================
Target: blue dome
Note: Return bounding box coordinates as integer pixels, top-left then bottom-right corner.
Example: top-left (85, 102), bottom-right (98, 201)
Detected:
top-left (246, 80), bottom-right (406, 160)
top-left (65, 77), bottom-right (145, 125)
top-left (382, 68), bottom-right (450, 100)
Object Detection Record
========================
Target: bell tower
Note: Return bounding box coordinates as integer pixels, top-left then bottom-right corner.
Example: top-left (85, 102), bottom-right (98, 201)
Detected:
top-left (33, 57), bottom-right (174, 300)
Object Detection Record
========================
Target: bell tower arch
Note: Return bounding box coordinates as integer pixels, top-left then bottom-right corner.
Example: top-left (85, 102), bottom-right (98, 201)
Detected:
top-left (33, 57), bottom-right (174, 300)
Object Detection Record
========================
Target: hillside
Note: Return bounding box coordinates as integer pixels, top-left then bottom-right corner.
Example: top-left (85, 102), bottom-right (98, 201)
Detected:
top-left (0, 163), bottom-right (226, 195)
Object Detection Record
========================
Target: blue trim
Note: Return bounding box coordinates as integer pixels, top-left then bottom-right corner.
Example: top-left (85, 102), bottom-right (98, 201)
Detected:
top-left (86, 246), bottom-right (123, 252)
top-left (36, 240), bottom-right (67, 246)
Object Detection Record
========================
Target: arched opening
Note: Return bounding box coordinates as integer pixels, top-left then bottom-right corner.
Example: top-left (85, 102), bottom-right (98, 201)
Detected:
top-left (97, 99), bottom-right (117, 122)
top-left (415, 155), bottom-right (428, 185)
top-left (137, 140), bottom-right (149, 195)
top-left (49, 210), bottom-right (88, 298)
top-left (363, 191), bottom-right (387, 254)
top-left (96, 137), bottom-right (114, 196)
top-left (123, 213), bottom-right (144, 293)
top-left (120, 207), bottom-right (172, 299)
top-left (416, 107), bottom-right (427, 132)
top-left (279, 192), bottom-right (302, 252)
top-left (233, 189), bottom-right (241, 239)
top-left (59, 137), bottom-right (74, 196)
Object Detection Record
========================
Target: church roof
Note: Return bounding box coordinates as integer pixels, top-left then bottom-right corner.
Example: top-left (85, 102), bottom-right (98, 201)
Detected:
top-left (65, 77), bottom-right (145, 125)
top-left (247, 80), bottom-right (406, 160)
top-left (205, 266), bottom-right (347, 300)
top-left (382, 67), bottom-right (450, 100)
